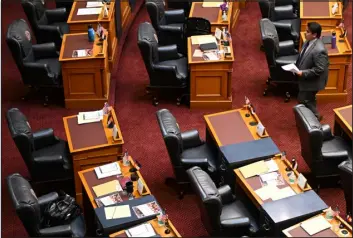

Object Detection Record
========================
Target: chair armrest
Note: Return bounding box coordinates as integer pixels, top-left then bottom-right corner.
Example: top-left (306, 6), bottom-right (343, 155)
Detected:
top-left (45, 8), bottom-right (67, 23)
top-left (158, 45), bottom-right (180, 61)
top-left (278, 40), bottom-right (296, 56)
top-left (33, 128), bottom-right (59, 150)
top-left (160, 24), bottom-right (183, 34)
top-left (321, 124), bottom-right (333, 141)
top-left (33, 155), bottom-right (64, 165)
top-left (32, 43), bottom-right (59, 59)
top-left (23, 62), bottom-right (52, 82)
top-left (181, 129), bottom-right (204, 149)
top-left (221, 217), bottom-right (250, 228)
top-left (322, 150), bottom-right (349, 161)
top-left (181, 158), bottom-right (208, 170)
top-left (165, 9), bottom-right (185, 24)
top-left (218, 185), bottom-right (235, 204)
top-left (273, 5), bottom-right (296, 21)
top-left (40, 224), bottom-right (72, 236)
top-left (38, 192), bottom-right (59, 210)
top-left (273, 21), bottom-right (292, 33)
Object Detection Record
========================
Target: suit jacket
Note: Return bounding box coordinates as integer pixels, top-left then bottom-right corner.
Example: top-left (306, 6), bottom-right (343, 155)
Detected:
top-left (296, 39), bottom-right (329, 91)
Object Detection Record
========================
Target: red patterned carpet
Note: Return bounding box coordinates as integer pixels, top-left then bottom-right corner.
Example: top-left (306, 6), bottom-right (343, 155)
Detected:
top-left (1, 2), bottom-right (352, 237)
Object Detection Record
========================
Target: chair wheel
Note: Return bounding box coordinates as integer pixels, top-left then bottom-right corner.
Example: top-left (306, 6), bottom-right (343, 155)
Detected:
top-left (284, 92), bottom-right (290, 102)
top-left (176, 98), bottom-right (181, 106)
top-left (263, 89), bottom-right (268, 96)
top-left (260, 45), bottom-right (265, 51)
top-left (178, 191), bottom-right (184, 200)
top-left (146, 90), bottom-right (150, 94)
top-left (284, 97), bottom-right (290, 102)
top-left (153, 97), bottom-right (158, 106)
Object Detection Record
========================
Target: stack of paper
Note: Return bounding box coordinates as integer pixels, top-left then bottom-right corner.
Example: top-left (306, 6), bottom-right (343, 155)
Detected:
top-left (95, 162), bottom-right (122, 179)
top-left (77, 110), bottom-right (103, 124)
top-left (301, 216), bottom-right (332, 235)
top-left (86, 1), bottom-right (103, 7)
top-left (104, 205), bottom-right (131, 219)
top-left (95, 192), bottom-right (122, 207)
top-left (202, 2), bottom-right (222, 7)
top-left (255, 185), bottom-right (279, 201)
top-left (126, 223), bottom-right (156, 237)
top-left (132, 201), bottom-right (161, 218)
top-left (191, 35), bottom-right (217, 45)
top-left (264, 159), bottom-right (279, 173)
top-left (92, 180), bottom-right (123, 197)
top-left (77, 7), bottom-right (102, 15)
top-left (281, 63), bottom-right (299, 73)
top-left (239, 161), bottom-right (269, 178)
top-left (271, 187), bottom-right (296, 201)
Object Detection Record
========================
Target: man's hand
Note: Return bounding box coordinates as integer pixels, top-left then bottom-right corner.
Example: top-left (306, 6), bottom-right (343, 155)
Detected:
top-left (296, 71), bottom-right (303, 76)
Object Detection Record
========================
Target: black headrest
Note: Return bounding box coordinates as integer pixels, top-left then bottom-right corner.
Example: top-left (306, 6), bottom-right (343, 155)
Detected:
top-left (6, 19), bottom-right (33, 58)
top-left (6, 108), bottom-right (33, 140)
top-left (156, 109), bottom-right (181, 138)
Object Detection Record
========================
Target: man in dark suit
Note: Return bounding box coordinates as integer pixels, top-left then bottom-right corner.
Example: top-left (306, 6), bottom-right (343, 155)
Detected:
top-left (295, 22), bottom-right (329, 121)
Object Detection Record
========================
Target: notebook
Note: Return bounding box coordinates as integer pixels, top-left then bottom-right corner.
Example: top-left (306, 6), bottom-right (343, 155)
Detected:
top-left (200, 42), bottom-right (218, 51)
top-left (322, 36), bottom-right (332, 44)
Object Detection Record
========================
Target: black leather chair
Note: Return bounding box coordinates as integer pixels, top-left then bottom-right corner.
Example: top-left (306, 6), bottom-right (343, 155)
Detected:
top-left (293, 104), bottom-right (352, 190)
top-left (6, 108), bottom-right (73, 184)
top-left (6, 19), bottom-right (63, 105)
top-left (7, 173), bottom-right (85, 237)
top-left (187, 166), bottom-right (259, 237)
top-left (145, 0), bottom-right (185, 51)
top-left (166, 0), bottom-right (192, 16)
top-left (258, 0), bottom-right (300, 47)
top-left (21, 0), bottom-right (69, 50)
top-left (184, 17), bottom-right (211, 38)
top-left (260, 18), bottom-right (299, 102)
top-left (55, 0), bottom-right (74, 15)
top-left (338, 160), bottom-right (352, 215)
top-left (138, 22), bottom-right (188, 106)
top-left (156, 109), bottom-right (218, 198)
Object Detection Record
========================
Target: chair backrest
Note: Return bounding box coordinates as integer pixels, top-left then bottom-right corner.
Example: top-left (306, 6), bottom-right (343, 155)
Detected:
top-left (7, 173), bottom-right (42, 236)
top-left (6, 108), bottom-right (35, 172)
top-left (156, 109), bottom-right (183, 167)
top-left (145, 0), bottom-right (166, 30)
top-left (258, 0), bottom-right (275, 19)
top-left (260, 18), bottom-right (279, 69)
top-left (339, 160), bottom-right (352, 214)
top-left (184, 17), bottom-right (211, 38)
top-left (187, 167), bottom-right (222, 234)
top-left (293, 105), bottom-right (324, 167)
top-left (6, 19), bottom-right (36, 84)
top-left (137, 22), bottom-right (160, 77)
top-left (21, 0), bottom-right (48, 31)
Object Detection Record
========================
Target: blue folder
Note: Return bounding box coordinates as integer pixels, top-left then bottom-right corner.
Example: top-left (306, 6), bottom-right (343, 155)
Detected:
top-left (95, 195), bottom-right (158, 235)
top-left (220, 137), bottom-right (280, 169)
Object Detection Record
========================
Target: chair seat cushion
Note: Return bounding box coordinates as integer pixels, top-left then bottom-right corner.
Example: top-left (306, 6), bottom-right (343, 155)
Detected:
top-left (168, 23), bottom-right (184, 32)
top-left (158, 57), bottom-right (188, 81)
top-left (181, 144), bottom-right (217, 172)
top-left (35, 58), bottom-right (62, 83)
top-left (275, 54), bottom-right (298, 65)
top-left (51, 22), bottom-right (69, 34)
top-left (322, 137), bottom-right (352, 160)
top-left (70, 215), bottom-right (86, 237)
top-left (221, 200), bottom-right (259, 233)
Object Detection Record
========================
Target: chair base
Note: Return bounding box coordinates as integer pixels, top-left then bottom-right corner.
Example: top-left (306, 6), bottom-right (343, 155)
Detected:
top-left (263, 77), bottom-right (297, 102)
top-left (146, 85), bottom-right (189, 106)
top-left (22, 85), bottom-right (64, 107)
top-left (165, 177), bottom-right (191, 199)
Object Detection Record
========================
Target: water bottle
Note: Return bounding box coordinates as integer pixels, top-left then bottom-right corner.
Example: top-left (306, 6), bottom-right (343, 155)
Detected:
top-left (88, 24), bottom-right (95, 42)
top-left (331, 31), bottom-right (337, 49)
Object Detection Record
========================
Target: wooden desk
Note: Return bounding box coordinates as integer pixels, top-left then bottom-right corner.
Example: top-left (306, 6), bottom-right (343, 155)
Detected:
top-left (299, 28), bottom-right (352, 102)
top-left (204, 107), bottom-right (269, 147)
top-left (109, 219), bottom-right (181, 237)
top-left (189, 2), bottom-right (239, 33)
top-left (67, 1), bottom-right (118, 69)
top-left (119, 0), bottom-right (131, 31)
top-left (59, 33), bottom-right (110, 109)
top-left (283, 212), bottom-right (352, 237)
top-left (188, 38), bottom-right (234, 109)
top-left (334, 105), bottom-right (352, 139)
top-left (63, 107), bottom-right (124, 208)
top-left (300, 1), bottom-right (343, 31)
top-left (234, 155), bottom-right (311, 208)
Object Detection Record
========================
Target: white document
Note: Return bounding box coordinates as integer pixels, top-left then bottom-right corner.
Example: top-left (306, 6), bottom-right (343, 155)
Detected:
top-left (127, 223), bottom-right (156, 237)
top-left (203, 52), bottom-right (219, 61)
top-left (332, 3), bottom-right (338, 15)
top-left (105, 205), bottom-right (131, 219)
top-left (271, 186), bottom-right (296, 201)
top-left (256, 123), bottom-right (265, 136)
top-left (301, 215), bottom-right (332, 235)
top-left (95, 166), bottom-right (122, 179)
top-left (297, 173), bottom-right (307, 190)
top-left (137, 178), bottom-right (144, 195)
top-left (77, 7), bottom-right (102, 15)
top-left (202, 2), bottom-right (222, 7)
top-left (99, 162), bottom-right (121, 174)
top-left (136, 204), bottom-right (155, 217)
top-left (255, 185), bottom-right (279, 201)
top-left (265, 160), bottom-right (279, 173)
top-left (282, 63), bottom-right (299, 73)
top-left (191, 35), bottom-right (217, 45)
top-left (260, 172), bottom-right (279, 182)
top-left (215, 28), bottom-right (222, 41)
top-left (75, 49), bottom-right (87, 57)
top-left (77, 110), bottom-right (104, 124)
top-left (86, 2), bottom-right (103, 7)
top-left (193, 49), bottom-right (203, 57)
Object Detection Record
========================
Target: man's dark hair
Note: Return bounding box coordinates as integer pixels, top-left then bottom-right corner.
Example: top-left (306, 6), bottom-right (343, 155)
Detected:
top-left (307, 22), bottom-right (322, 38)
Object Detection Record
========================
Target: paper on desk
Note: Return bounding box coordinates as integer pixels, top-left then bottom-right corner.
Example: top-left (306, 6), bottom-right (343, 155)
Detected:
top-left (260, 172), bottom-right (279, 182)
top-left (265, 159), bottom-right (279, 173)
top-left (105, 205), bottom-right (131, 219)
top-left (77, 110), bottom-right (103, 124)
top-left (271, 186), bottom-right (296, 201)
top-left (255, 184), bottom-right (279, 201)
top-left (282, 63), bottom-right (299, 73)
top-left (77, 7), bottom-right (101, 15)
top-left (127, 223), bottom-right (156, 237)
top-left (193, 49), bottom-right (203, 57)
top-left (239, 160), bottom-right (269, 178)
top-left (191, 35), bottom-right (217, 45)
top-left (202, 2), bottom-right (222, 7)
top-left (86, 2), bottom-right (103, 7)
top-left (95, 162), bottom-right (122, 179)
top-left (301, 215), bottom-right (332, 235)
top-left (92, 180), bottom-right (122, 197)
top-left (332, 2), bottom-right (338, 15)
top-left (203, 52), bottom-right (219, 61)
